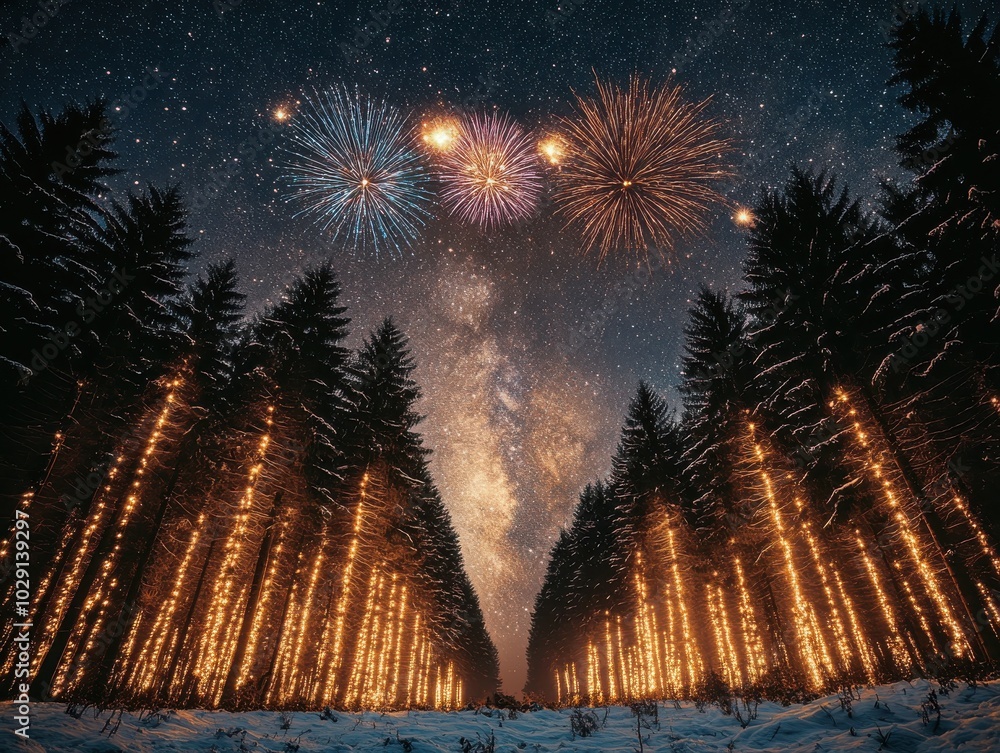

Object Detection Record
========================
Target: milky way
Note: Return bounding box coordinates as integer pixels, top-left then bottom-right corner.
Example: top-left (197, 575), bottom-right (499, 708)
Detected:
top-left (4, 0), bottom-right (994, 692)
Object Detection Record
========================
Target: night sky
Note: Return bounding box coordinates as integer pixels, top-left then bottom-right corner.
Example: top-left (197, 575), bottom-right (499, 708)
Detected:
top-left (4, 0), bottom-right (992, 693)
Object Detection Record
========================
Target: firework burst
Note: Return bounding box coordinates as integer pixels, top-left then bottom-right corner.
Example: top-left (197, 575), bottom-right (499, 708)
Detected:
top-left (538, 135), bottom-right (567, 166)
top-left (553, 75), bottom-right (731, 261)
top-left (282, 87), bottom-right (432, 255)
top-left (435, 111), bottom-right (542, 229)
top-left (420, 117), bottom-right (460, 152)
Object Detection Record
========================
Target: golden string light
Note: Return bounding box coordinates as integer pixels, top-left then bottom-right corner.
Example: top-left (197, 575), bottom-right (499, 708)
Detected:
top-left (733, 558), bottom-right (767, 684)
top-left (130, 513), bottom-right (207, 692)
top-left (833, 390), bottom-right (972, 659)
top-left (29, 373), bottom-right (999, 710)
top-left (800, 518), bottom-right (855, 674)
top-left (14, 395), bottom-right (476, 713)
top-left (194, 408), bottom-right (273, 703)
top-left (750, 426), bottom-right (831, 690)
top-left (602, 616), bottom-right (617, 700)
top-left (830, 567), bottom-right (878, 681)
top-left (854, 531), bottom-right (913, 667)
top-left (950, 495), bottom-right (1000, 580)
top-left (322, 472), bottom-right (370, 701)
top-left (665, 524), bottom-right (703, 690)
top-left (54, 376), bottom-right (183, 695)
top-left (707, 579), bottom-right (740, 687)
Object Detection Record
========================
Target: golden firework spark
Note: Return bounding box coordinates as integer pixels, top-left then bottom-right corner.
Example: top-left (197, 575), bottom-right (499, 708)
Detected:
top-left (538, 136), bottom-right (566, 166)
top-left (553, 75), bottom-right (731, 262)
top-left (421, 117), bottom-right (460, 151)
top-left (733, 207), bottom-right (755, 226)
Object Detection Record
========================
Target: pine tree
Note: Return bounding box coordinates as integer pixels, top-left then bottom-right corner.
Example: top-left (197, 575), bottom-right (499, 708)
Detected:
top-left (87, 186), bottom-right (195, 389)
top-left (96, 260), bottom-right (247, 693)
top-left (0, 101), bottom-right (117, 382)
top-left (403, 479), bottom-right (500, 699)
top-left (344, 318), bottom-right (425, 481)
top-left (526, 6), bottom-right (1000, 698)
top-left (890, 7), bottom-right (999, 238)
top-left (26, 186), bottom-right (197, 699)
top-left (0, 101), bottom-right (118, 509)
top-left (219, 264), bottom-right (350, 707)
top-left (176, 258), bottom-right (247, 401)
top-left (0, 97), bottom-right (500, 707)
top-left (679, 287), bottom-right (756, 532)
top-left (610, 382), bottom-right (682, 499)
top-left (525, 528), bottom-right (576, 699)
top-left (338, 320), bottom-right (500, 702)
top-left (744, 167), bottom-right (998, 660)
top-left (881, 7), bottom-right (1000, 385)
top-left (882, 7), bottom-right (1000, 537)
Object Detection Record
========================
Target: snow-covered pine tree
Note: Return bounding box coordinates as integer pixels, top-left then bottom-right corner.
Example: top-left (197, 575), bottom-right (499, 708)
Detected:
top-left (679, 287), bottom-right (757, 533)
top-left (880, 7), bottom-right (1000, 543)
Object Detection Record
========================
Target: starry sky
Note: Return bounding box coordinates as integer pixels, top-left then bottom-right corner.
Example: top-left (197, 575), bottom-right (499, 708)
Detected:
top-left (4, 0), bottom-right (993, 693)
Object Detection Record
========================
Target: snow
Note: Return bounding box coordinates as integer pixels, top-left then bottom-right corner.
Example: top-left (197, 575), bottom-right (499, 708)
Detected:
top-left (9, 679), bottom-right (1000, 752)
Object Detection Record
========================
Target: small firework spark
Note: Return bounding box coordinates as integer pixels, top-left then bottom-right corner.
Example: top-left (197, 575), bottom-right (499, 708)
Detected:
top-left (282, 87), bottom-right (432, 255)
top-left (435, 111), bottom-right (542, 228)
top-left (420, 117), bottom-right (460, 152)
top-left (733, 207), bottom-right (755, 227)
top-left (538, 136), bottom-right (566, 166)
top-left (553, 75), bottom-right (731, 262)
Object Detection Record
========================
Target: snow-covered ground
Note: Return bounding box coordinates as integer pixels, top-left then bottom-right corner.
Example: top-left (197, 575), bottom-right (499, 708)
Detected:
top-left (8, 679), bottom-right (1000, 752)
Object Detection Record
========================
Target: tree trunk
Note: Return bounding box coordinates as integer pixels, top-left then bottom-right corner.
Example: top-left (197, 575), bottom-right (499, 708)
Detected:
top-left (161, 530), bottom-right (217, 705)
top-left (220, 491), bottom-right (283, 708)
top-left (32, 376), bottom-right (85, 494)
top-left (759, 570), bottom-right (791, 669)
top-left (28, 396), bottom-right (182, 699)
top-left (866, 519), bottom-right (924, 670)
top-left (29, 505), bottom-right (118, 699)
top-left (99, 429), bottom-right (208, 701)
top-left (258, 555), bottom-right (304, 706)
top-left (856, 384), bottom-right (999, 662)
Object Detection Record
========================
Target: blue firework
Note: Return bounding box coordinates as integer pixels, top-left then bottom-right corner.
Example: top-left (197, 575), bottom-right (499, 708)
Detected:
top-left (282, 88), bottom-right (432, 255)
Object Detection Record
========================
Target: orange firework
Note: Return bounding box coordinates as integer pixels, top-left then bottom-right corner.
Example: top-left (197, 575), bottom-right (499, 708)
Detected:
top-left (554, 75), bottom-right (731, 262)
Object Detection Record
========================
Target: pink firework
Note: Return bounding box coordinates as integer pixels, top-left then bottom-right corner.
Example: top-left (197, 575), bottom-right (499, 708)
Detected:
top-left (436, 112), bottom-right (542, 228)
